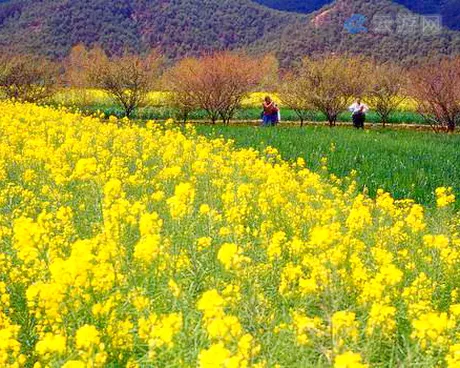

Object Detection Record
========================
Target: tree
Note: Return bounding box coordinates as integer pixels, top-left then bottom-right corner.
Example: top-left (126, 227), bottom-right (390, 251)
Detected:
top-left (409, 58), bottom-right (460, 133)
top-left (300, 55), bottom-right (370, 127)
top-left (0, 53), bottom-right (58, 103)
top-left (367, 62), bottom-right (408, 127)
top-left (163, 52), bottom-right (263, 124)
top-left (87, 48), bottom-right (161, 118)
top-left (258, 54), bottom-right (280, 92)
top-left (161, 58), bottom-right (200, 124)
top-left (278, 71), bottom-right (315, 127)
top-left (64, 44), bottom-right (91, 88)
top-left (61, 44), bottom-right (99, 106)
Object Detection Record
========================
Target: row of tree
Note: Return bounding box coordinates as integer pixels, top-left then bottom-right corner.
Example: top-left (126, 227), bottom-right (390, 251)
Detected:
top-left (281, 56), bottom-right (460, 133)
top-left (0, 46), bottom-right (459, 132)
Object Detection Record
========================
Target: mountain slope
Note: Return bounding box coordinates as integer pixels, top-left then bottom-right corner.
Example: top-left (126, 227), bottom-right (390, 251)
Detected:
top-left (0, 0), bottom-right (304, 58)
top-left (0, 0), bottom-right (459, 65)
top-left (253, 0), bottom-right (460, 30)
top-left (254, 0), bottom-right (460, 65)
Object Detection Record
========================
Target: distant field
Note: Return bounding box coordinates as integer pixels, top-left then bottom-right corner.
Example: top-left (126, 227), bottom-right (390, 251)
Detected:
top-left (65, 105), bottom-right (426, 125)
top-left (197, 125), bottom-right (460, 208)
top-left (51, 89), bottom-right (425, 125)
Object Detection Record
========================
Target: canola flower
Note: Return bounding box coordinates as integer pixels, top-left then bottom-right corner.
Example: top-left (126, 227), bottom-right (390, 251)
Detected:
top-left (0, 101), bottom-right (458, 367)
top-left (51, 89), bottom-right (419, 112)
top-left (52, 89), bottom-right (172, 108)
top-left (53, 89), bottom-right (282, 109)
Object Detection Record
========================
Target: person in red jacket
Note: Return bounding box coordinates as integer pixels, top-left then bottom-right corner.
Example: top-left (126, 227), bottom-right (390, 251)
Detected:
top-left (262, 96), bottom-right (279, 126)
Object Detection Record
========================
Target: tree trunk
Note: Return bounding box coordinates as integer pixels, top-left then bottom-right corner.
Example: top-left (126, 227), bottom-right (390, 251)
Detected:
top-left (296, 111), bottom-right (304, 127)
top-left (328, 114), bottom-right (336, 127)
top-left (381, 110), bottom-right (392, 128)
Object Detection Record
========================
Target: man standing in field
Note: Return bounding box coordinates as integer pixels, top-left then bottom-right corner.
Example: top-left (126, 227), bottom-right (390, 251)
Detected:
top-left (349, 98), bottom-right (369, 129)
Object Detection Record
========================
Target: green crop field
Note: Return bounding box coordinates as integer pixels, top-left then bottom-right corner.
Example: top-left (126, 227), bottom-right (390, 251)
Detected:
top-left (50, 89), bottom-right (427, 124)
top-left (63, 105), bottom-right (426, 125)
top-left (197, 125), bottom-right (460, 208)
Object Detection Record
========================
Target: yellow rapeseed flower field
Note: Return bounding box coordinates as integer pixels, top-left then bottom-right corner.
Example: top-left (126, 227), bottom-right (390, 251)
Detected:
top-left (0, 101), bottom-right (458, 367)
top-left (53, 89), bottom-right (275, 108)
top-left (52, 90), bottom-right (171, 107)
top-left (52, 89), bottom-right (418, 112)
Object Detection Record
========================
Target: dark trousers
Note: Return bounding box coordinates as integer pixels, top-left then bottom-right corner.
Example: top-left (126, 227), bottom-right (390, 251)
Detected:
top-left (352, 112), bottom-right (365, 129)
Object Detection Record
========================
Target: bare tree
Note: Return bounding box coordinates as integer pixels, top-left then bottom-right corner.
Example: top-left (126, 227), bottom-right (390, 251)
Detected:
top-left (61, 44), bottom-right (99, 106)
top-left (258, 54), bottom-right (280, 92)
top-left (409, 58), bottom-right (460, 133)
top-left (300, 55), bottom-right (370, 127)
top-left (0, 53), bottom-right (58, 103)
top-left (279, 71), bottom-right (315, 127)
top-left (87, 48), bottom-right (162, 118)
top-left (367, 62), bottom-right (408, 127)
top-left (163, 52), bottom-right (263, 124)
top-left (162, 58), bottom-right (202, 124)
top-left (64, 44), bottom-right (91, 88)
top-left (216, 53), bottom-right (264, 124)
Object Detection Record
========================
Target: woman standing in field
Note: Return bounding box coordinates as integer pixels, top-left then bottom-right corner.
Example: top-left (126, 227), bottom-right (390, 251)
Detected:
top-left (262, 96), bottom-right (280, 126)
top-left (349, 98), bottom-right (369, 129)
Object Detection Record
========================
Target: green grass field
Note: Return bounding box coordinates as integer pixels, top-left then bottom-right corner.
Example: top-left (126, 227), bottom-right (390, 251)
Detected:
top-left (51, 90), bottom-right (424, 125)
top-left (60, 104), bottom-right (427, 125)
top-left (196, 125), bottom-right (460, 208)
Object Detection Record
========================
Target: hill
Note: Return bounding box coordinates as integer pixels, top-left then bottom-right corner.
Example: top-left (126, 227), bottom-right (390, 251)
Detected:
top-left (256, 0), bottom-right (460, 65)
top-left (254, 0), bottom-right (460, 30)
top-left (0, 0), bottom-right (304, 58)
top-left (0, 0), bottom-right (459, 64)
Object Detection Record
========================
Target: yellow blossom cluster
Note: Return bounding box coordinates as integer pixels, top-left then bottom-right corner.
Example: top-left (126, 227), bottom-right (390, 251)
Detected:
top-left (53, 90), bottom-right (282, 110)
top-left (436, 187), bottom-right (456, 208)
top-left (0, 101), bottom-right (458, 367)
top-left (51, 89), bottom-right (419, 113)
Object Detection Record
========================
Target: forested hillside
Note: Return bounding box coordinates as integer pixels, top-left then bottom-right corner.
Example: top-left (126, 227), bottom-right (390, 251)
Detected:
top-left (255, 0), bottom-right (460, 65)
top-left (0, 0), bottom-right (459, 64)
top-left (254, 0), bottom-right (460, 30)
top-left (0, 0), bottom-right (303, 58)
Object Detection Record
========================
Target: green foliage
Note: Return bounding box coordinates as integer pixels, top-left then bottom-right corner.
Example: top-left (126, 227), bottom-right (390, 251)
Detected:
top-left (256, 0), bottom-right (460, 66)
top-left (0, 0), bottom-right (299, 58)
top-left (52, 103), bottom-right (427, 125)
top-left (1, 0), bottom-right (459, 65)
top-left (197, 125), bottom-right (460, 208)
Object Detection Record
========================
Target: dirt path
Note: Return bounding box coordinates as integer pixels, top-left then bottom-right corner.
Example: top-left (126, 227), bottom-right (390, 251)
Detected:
top-left (184, 120), bottom-right (444, 132)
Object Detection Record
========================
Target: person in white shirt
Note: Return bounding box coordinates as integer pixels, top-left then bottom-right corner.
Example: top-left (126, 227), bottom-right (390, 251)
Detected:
top-left (349, 98), bottom-right (369, 129)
